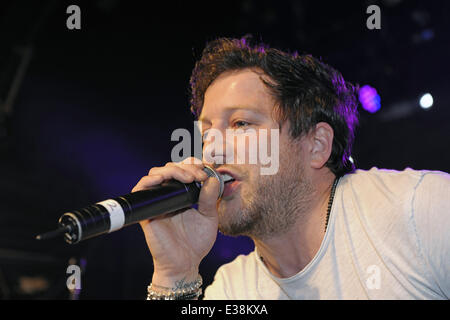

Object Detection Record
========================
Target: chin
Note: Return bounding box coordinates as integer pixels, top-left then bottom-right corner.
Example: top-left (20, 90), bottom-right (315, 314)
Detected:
top-left (218, 197), bottom-right (241, 222)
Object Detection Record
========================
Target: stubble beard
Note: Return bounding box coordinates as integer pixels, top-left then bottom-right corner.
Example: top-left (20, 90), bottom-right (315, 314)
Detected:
top-left (217, 157), bottom-right (313, 241)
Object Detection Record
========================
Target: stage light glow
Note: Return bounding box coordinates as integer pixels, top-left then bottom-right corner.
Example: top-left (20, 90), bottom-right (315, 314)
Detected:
top-left (359, 85), bottom-right (381, 113)
top-left (419, 93), bottom-right (433, 109)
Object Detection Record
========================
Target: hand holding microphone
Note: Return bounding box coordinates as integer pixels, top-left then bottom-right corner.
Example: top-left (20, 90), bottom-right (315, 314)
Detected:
top-left (133, 158), bottom-right (222, 285)
top-left (36, 158), bottom-right (229, 287)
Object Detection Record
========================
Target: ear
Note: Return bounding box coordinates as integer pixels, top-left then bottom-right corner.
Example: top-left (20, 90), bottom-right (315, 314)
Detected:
top-left (308, 122), bottom-right (334, 169)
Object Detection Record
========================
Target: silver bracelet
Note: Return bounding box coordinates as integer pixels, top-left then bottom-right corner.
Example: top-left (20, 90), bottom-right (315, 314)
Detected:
top-left (146, 274), bottom-right (203, 300)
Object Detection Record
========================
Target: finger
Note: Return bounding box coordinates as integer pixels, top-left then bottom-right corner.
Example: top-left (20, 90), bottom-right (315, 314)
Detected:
top-left (180, 157), bottom-right (203, 166)
top-left (168, 162), bottom-right (208, 181)
top-left (197, 176), bottom-right (220, 218)
top-left (148, 166), bottom-right (195, 183)
top-left (132, 174), bottom-right (164, 192)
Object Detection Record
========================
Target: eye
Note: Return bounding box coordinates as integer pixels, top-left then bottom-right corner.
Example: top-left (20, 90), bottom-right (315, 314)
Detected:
top-left (233, 120), bottom-right (250, 128)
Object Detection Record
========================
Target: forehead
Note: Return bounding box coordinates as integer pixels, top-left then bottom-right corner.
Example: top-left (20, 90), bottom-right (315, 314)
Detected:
top-left (199, 69), bottom-right (276, 122)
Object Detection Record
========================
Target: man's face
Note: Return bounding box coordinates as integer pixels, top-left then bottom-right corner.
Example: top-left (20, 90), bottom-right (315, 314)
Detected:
top-left (199, 69), bottom-right (312, 239)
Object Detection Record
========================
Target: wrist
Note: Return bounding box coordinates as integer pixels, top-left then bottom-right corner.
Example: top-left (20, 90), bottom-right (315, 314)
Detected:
top-left (147, 272), bottom-right (202, 300)
top-left (152, 268), bottom-right (199, 288)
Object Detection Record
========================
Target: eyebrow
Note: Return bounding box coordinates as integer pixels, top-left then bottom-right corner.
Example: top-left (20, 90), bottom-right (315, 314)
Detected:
top-left (198, 105), bottom-right (264, 123)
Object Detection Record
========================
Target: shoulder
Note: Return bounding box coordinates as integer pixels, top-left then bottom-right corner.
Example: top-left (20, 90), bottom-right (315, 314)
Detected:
top-left (344, 167), bottom-right (449, 201)
top-left (343, 168), bottom-right (450, 251)
top-left (337, 168), bottom-right (450, 297)
top-left (411, 170), bottom-right (450, 219)
top-left (411, 170), bottom-right (450, 246)
top-left (347, 167), bottom-right (430, 190)
top-left (412, 170), bottom-right (450, 198)
top-left (341, 166), bottom-right (449, 211)
top-left (203, 251), bottom-right (259, 300)
top-left (337, 167), bottom-right (450, 249)
top-left (340, 167), bottom-right (448, 206)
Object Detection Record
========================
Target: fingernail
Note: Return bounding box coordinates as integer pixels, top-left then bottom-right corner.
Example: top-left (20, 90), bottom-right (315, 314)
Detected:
top-left (200, 170), bottom-right (208, 180)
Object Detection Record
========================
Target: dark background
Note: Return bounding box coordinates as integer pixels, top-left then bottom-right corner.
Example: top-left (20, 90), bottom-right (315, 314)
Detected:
top-left (0, 0), bottom-right (448, 299)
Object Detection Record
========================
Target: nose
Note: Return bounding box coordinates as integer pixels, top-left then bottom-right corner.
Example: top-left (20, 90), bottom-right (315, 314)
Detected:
top-left (202, 128), bottom-right (234, 167)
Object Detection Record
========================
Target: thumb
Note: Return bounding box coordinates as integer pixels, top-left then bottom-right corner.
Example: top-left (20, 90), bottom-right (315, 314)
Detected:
top-left (197, 176), bottom-right (220, 217)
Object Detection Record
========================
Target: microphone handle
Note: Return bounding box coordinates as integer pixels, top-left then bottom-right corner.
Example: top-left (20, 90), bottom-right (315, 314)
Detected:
top-left (59, 180), bottom-right (201, 244)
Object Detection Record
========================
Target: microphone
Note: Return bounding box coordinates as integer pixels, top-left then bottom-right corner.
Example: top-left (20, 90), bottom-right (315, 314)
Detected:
top-left (36, 165), bottom-right (233, 244)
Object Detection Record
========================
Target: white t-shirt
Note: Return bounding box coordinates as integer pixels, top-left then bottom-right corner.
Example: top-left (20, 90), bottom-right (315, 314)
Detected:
top-left (203, 168), bottom-right (450, 300)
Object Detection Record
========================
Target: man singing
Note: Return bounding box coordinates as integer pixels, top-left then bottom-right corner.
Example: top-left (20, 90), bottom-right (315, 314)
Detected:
top-left (132, 37), bottom-right (450, 300)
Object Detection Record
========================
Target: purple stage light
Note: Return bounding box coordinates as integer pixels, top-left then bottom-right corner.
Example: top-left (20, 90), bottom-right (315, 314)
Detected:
top-left (359, 85), bottom-right (381, 113)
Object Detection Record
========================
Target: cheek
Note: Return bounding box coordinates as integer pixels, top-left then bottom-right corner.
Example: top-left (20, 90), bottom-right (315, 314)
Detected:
top-left (229, 132), bottom-right (257, 165)
top-left (244, 165), bottom-right (264, 190)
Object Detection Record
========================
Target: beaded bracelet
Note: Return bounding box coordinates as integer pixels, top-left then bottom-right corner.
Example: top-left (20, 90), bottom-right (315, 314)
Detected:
top-left (146, 274), bottom-right (203, 300)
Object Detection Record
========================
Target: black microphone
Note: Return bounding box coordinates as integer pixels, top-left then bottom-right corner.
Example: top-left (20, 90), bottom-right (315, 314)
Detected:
top-left (36, 165), bottom-right (233, 244)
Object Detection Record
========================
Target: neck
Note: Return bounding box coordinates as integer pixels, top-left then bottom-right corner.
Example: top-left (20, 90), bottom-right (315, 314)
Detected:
top-left (254, 172), bottom-right (336, 278)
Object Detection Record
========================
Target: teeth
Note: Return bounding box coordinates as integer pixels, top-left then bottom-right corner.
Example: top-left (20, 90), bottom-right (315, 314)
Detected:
top-left (222, 174), bottom-right (234, 183)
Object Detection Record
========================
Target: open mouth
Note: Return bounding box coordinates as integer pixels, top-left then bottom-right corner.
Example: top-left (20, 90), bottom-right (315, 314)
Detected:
top-left (220, 173), bottom-right (240, 198)
top-left (222, 173), bottom-right (236, 184)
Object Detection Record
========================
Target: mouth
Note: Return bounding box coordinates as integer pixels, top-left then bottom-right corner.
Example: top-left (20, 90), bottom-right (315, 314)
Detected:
top-left (217, 168), bottom-right (238, 183)
top-left (221, 173), bottom-right (235, 184)
top-left (217, 169), bottom-right (241, 198)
